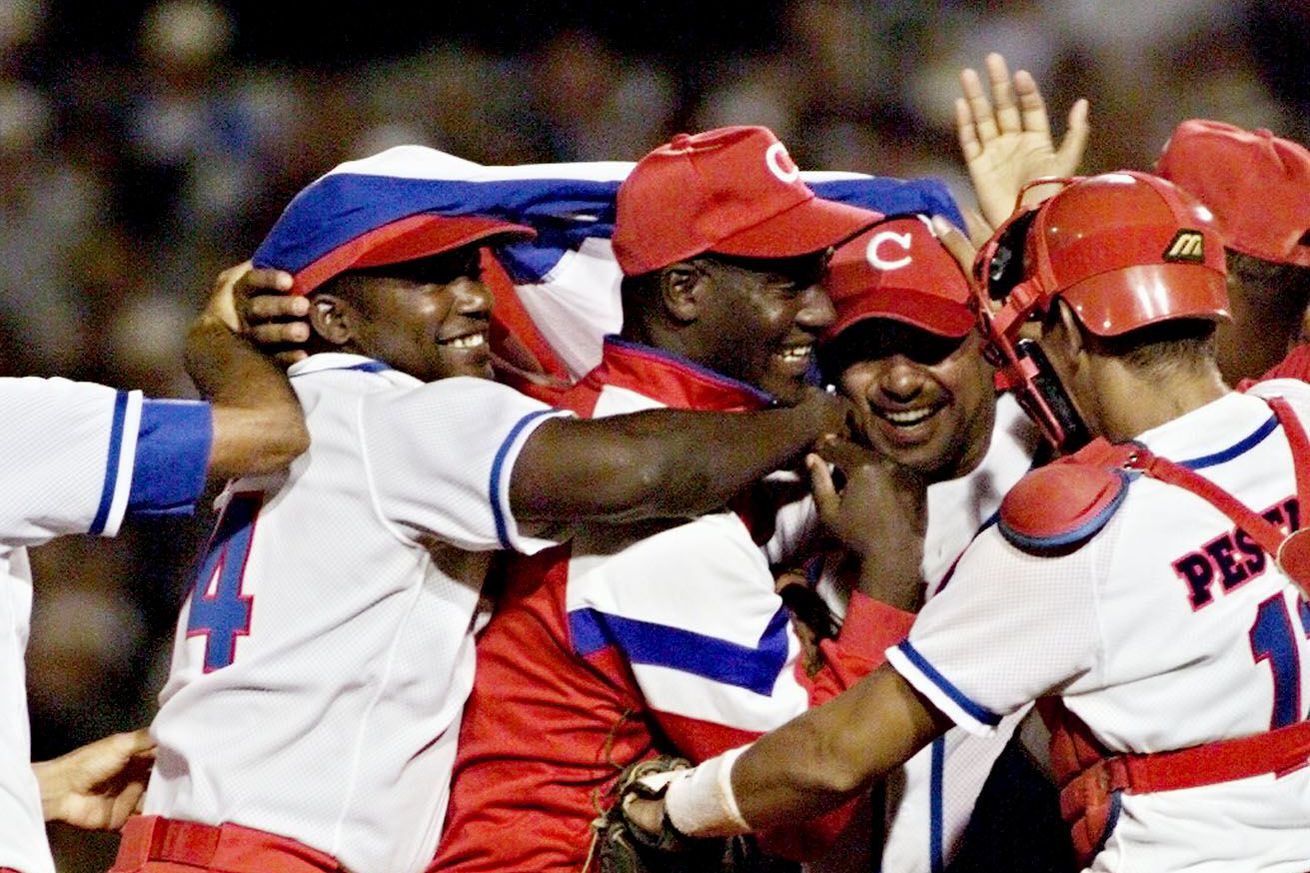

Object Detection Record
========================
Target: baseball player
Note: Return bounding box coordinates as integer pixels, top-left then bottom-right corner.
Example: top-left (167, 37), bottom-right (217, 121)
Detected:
top-left (110, 145), bottom-right (857, 873)
top-left (1156, 120), bottom-right (1310, 384)
top-left (627, 172), bottom-right (1310, 873)
top-left (432, 125), bottom-right (910, 873)
top-left (814, 214), bottom-right (1059, 873)
top-left (1, 272), bottom-right (309, 873)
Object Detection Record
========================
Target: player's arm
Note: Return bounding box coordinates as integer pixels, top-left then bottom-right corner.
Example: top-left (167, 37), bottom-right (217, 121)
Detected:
top-left (186, 262), bottom-right (310, 479)
top-left (956, 52), bottom-right (1089, 236)
top-left (509, 387), bottom-right (849, 524)
top-left (626, 664), bottom-right (951, 837)
top-left (32, 729), bottom-right (154, 830)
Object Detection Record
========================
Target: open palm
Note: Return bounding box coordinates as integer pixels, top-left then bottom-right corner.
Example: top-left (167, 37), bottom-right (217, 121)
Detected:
top-left (957, 53), bottom-right (1090, 232)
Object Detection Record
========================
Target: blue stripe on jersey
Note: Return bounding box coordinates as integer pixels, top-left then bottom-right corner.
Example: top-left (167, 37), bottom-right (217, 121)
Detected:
top-left (930, 737), bottom-right (946, 873)
top-left (128, 399), bottom-right (211, 517)
top-left (289, 360), bottom-right (392, 378)
top-left (1180, 414), bottom-right (1277, 469)
top-left (896, 640), bottom-right (1002, 727)
top-left (569, 605), bottom-right (791, 696)
top-left (90, 390), bottom-right (130, 535)
top-left (489, 408), bottom-right (557, 549)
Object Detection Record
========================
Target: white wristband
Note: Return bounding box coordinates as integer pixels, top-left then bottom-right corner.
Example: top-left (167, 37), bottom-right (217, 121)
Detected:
top-left (664, 745), bottom-right (752, 837)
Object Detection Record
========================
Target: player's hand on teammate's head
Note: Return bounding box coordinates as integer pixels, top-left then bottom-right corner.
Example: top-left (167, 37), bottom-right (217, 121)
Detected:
top-left (32, 728), bottom-right (156, 831)
top-left (228, 262), bottom-right (311, 367)
top-left (956, 51), bottom-right (1089, 230)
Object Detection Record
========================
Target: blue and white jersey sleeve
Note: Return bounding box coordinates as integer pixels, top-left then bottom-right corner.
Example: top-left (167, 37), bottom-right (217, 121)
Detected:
top-left (885, 522), bottom-right (1107, 736)
top-left (362, 376), bottom-right (573, 554)
top-left (0, 377), bottom-right (211, 544)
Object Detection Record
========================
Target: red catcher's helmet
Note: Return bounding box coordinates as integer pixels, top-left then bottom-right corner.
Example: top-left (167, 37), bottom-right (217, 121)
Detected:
top-left (976, 171), bottom-right (1230, 345)
top-left (972, 172), bottom-right (1231, 451)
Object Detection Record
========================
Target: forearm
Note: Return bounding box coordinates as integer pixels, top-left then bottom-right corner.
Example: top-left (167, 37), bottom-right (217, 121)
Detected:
top-left (186, 315), bottom-right (308, 479)
top-left (513, 402), bottom-right (834, 524)
top-left (667, 666), bottom-right (949, 835)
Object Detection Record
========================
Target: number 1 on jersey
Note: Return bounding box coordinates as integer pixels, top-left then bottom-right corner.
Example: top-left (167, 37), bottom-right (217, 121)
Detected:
top-left (1249, 593), bottom-right (1310, 729)
top-left (186, 492), bottom-right (262, 671)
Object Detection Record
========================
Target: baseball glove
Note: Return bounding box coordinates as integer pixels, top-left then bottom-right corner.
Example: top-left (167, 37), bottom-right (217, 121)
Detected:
top-left (590, 755), bottom-right (797, 873)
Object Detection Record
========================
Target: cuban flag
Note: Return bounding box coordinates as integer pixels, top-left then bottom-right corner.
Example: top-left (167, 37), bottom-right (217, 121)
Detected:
top-left (253, 145), bottom-right (965, 390)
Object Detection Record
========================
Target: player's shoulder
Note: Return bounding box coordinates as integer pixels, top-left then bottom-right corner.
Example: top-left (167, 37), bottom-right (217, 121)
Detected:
top-left (998, 439), bottom-right (1135, 555)
top-left (1246, 375), bottom-right (1310, 410)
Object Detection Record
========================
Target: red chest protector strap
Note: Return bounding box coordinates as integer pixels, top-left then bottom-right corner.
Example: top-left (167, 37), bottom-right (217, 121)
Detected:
top-left (1039, 698), bottom-right (1310, 866)
top-left (1124, 396), bottom-right (1310, 599)
top-left (1041, 397), bottom-right (1310, 865)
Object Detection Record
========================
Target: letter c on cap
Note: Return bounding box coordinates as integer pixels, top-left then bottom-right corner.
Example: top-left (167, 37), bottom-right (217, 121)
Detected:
top-left (765, 142), bottom-right (800, 183)
top-left (867, 230), bottom-right (913, 271)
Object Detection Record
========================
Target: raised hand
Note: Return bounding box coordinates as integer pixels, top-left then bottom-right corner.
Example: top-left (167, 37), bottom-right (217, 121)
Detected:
top-left (957, 52), bottom-right (1089, 233)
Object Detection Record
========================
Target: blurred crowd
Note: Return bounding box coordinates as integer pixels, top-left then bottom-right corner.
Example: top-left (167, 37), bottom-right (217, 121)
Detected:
top-left (9, 0), bottom-right (1307, 868)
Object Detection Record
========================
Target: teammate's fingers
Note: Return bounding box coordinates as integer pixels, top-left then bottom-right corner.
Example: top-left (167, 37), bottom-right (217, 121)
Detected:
top-left (806, 453), bottom-right (840, 524)
top-left (986, 53), bottom-right (1021, 133)
top-left (932, 216), bottom-right (979, 282)
top-left (249, 322), bottom-right (310, 345)
top-left (109, 728), bottom-right (156, 758)
top-left (955, 98), bottom-right (982, 163)
top-left (274, 350), bottom-right (309, 367)
top-left (1055, 98), bottom-right (1091, 176)
top-left (245, 294), bottom-right (310, 322)
top-left (1013, 69), bottom-right (1051, 134)
top-left (237, 268), bottom-right (294, 295)
top-left (959, 67), bottom-right (998, 143)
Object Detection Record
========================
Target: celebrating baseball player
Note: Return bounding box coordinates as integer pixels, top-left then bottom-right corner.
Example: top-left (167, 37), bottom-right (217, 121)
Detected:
top-left (625, 171), bottom-right (1310, 873)
top-left (108, 144), bottom-right (859, 873)
top-left (814, 213), bottom-right (1069, 872)
top-left (1, 271), bottom-right (310, 873)
top-left (432, 125), bottom-right (919, 873)
top-left (1156, 120), bottom-right (1310, 384)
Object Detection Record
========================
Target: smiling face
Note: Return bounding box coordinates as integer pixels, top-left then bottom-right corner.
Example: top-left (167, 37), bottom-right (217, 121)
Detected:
top-left (314, 246), bottom-right (495, 382)
top-left (692, 251), bottom-right (835, 405)
top-left (832, 320), bottom-right (996, 482)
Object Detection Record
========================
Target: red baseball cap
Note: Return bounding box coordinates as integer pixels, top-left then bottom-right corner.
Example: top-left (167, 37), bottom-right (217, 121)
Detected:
top-left (611, 126), bottom-right (881, 276)
top-left (1156, 120), bottom-right (1310, 268)
top-left (823, 215), bottom-right (974, 341)
top-left (292, 213), bottom-right (535, 296)
top-left (982, 171), bottom-right (1229, 339)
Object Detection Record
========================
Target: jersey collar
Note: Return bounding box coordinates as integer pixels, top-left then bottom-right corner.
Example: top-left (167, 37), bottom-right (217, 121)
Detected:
top-left (1135, 390), bottom-right (1274, 467)
top-left (289, 352), bottom-right (406, 379)
top-left (582, 336), bottom-right (775, 412)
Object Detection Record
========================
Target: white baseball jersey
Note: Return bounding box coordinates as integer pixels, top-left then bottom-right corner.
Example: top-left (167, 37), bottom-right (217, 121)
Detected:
top-left (889, 384), bottom-right (1310, 872)
top-left (0, 377), bottom-right (211, 873)
top-left (144, 353), bottom-right (569, 873)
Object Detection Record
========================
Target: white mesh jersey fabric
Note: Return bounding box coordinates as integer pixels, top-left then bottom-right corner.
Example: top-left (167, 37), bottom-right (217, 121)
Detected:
top-left (0, 377), bottom-right (148, 873)
top-left (890, 388), bottom-right (1310, 871)
top-left (145, 354), bottom-right (568, 873)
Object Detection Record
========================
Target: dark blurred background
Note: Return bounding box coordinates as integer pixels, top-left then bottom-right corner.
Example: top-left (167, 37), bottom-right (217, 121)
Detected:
top-left (11, 1), bottom-right (1307, 869)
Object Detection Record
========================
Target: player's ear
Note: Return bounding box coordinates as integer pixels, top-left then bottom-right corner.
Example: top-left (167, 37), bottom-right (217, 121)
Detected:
top-left (307, 293), bottom-right (353, 346)
top-left (1050, 299), bottom-right (1086, 370)
top-left (658, 261), bottom-right (706, 324)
